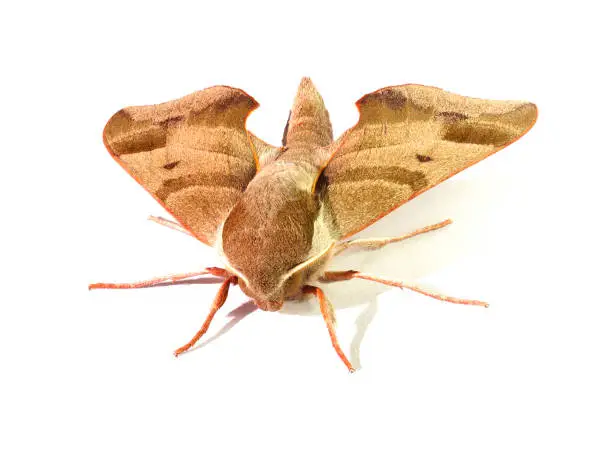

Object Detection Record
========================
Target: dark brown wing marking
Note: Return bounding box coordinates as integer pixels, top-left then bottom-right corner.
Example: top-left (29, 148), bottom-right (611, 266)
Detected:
top-left (103, 86), bottom-right (260, 245)
top-left (318, 84), bottom-right (538, 239)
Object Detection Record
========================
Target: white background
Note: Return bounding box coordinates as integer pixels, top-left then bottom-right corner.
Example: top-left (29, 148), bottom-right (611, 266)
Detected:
top-left (2, 1), bottom-right (611, 456)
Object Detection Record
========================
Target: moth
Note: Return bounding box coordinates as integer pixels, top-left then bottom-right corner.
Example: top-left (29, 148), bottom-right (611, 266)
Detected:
top-left (90, 78), bottom-right (537, 371)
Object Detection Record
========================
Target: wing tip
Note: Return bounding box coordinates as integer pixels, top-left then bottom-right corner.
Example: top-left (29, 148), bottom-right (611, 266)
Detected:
top-left (526, 102), bottom-right (538, 127)
top-left (102, 109), bottom-right (129, 157)
top-left (514, 101), bottom-right (538, 137)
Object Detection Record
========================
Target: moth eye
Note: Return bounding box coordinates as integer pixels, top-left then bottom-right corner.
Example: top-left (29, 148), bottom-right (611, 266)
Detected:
top-left (163, 160), bottom-right (180, 170)
top-left (416, 154), bottom-right (433, 162)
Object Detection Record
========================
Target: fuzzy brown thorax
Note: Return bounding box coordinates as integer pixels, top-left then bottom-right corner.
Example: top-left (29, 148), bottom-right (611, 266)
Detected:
top-left (221, 161), bottom-right (319, 305)
top-left (221, 78), bottom-right (335, 310)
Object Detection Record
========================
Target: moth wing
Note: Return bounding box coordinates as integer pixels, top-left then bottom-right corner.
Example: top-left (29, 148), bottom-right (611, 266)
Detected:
top-left (103, 86), bottom-right (261, 245)
top-left (318, 84), bottom-right (538, 239)
top-left (247, 132), bottom-right (283, 167)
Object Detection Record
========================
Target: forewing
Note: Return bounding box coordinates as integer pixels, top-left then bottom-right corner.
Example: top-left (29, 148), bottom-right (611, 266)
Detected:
top-left (319, 84), bottom-right (538, 239)
top-left (103, 86), bottom-right (260, 245)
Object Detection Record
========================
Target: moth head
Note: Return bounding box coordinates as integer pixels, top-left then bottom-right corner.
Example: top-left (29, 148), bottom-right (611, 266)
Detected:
top-left (220, 223), bottom-right (335, 312)
top-left (235, 278), bottom-right (284, 312)
top-left (230, 244), bottom-right (334, 312)
top-left (223, 250), bottom-right (314, 312)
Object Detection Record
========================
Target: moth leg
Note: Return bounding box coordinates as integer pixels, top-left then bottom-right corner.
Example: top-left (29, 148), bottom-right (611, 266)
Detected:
top-left (148, 215), bottom-right (193, 237)
top-left (334, 219), bottom-right (452, 255)
top-left (303, 285), bottom-right (355, 373)
top-left (174, 276), bottom-right (237, 356)
top-left (322, 270), bottom-right (488, 307)
top-left (88, 267), bottom-right (229, 290)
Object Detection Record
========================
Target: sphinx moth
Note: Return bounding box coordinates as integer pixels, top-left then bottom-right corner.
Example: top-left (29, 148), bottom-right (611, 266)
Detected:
top-left (90, 78), bottom-right (537, 371)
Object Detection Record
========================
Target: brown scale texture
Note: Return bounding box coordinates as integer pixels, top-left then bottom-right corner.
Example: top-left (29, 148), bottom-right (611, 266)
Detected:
top-left (321, 84), bottom-right (537, 238)
top-left (103, 86), bottom-right (265, 245)
top-left (102, 79), bottom-right (537, 301)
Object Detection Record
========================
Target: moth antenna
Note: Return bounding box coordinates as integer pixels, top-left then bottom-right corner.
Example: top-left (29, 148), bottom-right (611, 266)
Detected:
top-left (88, 268), bottom-right (229, 290)
top-left (322, 271), bottom-right (488, 307)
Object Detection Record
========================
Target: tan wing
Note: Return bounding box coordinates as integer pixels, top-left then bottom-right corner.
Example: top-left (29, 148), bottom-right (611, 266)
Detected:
top-left (103, 86), bottom-right (260, 245)
top-left (247, 132), bottom-right (284, 168)
top-left (319, 84), bottom-right (538, 239)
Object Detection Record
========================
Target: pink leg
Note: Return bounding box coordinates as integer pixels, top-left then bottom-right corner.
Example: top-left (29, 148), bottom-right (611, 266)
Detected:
top-left (174, 276), bottom-right (237, 356)
top-left (303, 285), bottom-right (355, 373)
top-left (88, 267), bottom-right (229, 290)
top-left (323, 270), bottom-right (488, 307)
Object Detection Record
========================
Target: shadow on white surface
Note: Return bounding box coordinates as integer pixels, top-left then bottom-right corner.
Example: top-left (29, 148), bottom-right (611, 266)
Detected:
top-left (113, 167), bottom-right (518, 368)
top-left (349, 297), bottom-right (380, 370)
top-left (179, 300), bottom-right (259, 356)
top-left (283, 170), bottom-right (513, 309)
top-left (277, 169), bottom-right (518, 367)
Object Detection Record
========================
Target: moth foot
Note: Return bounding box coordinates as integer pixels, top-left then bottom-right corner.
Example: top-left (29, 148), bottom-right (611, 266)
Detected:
top-left (174, 346), bottom-right (190, 357)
